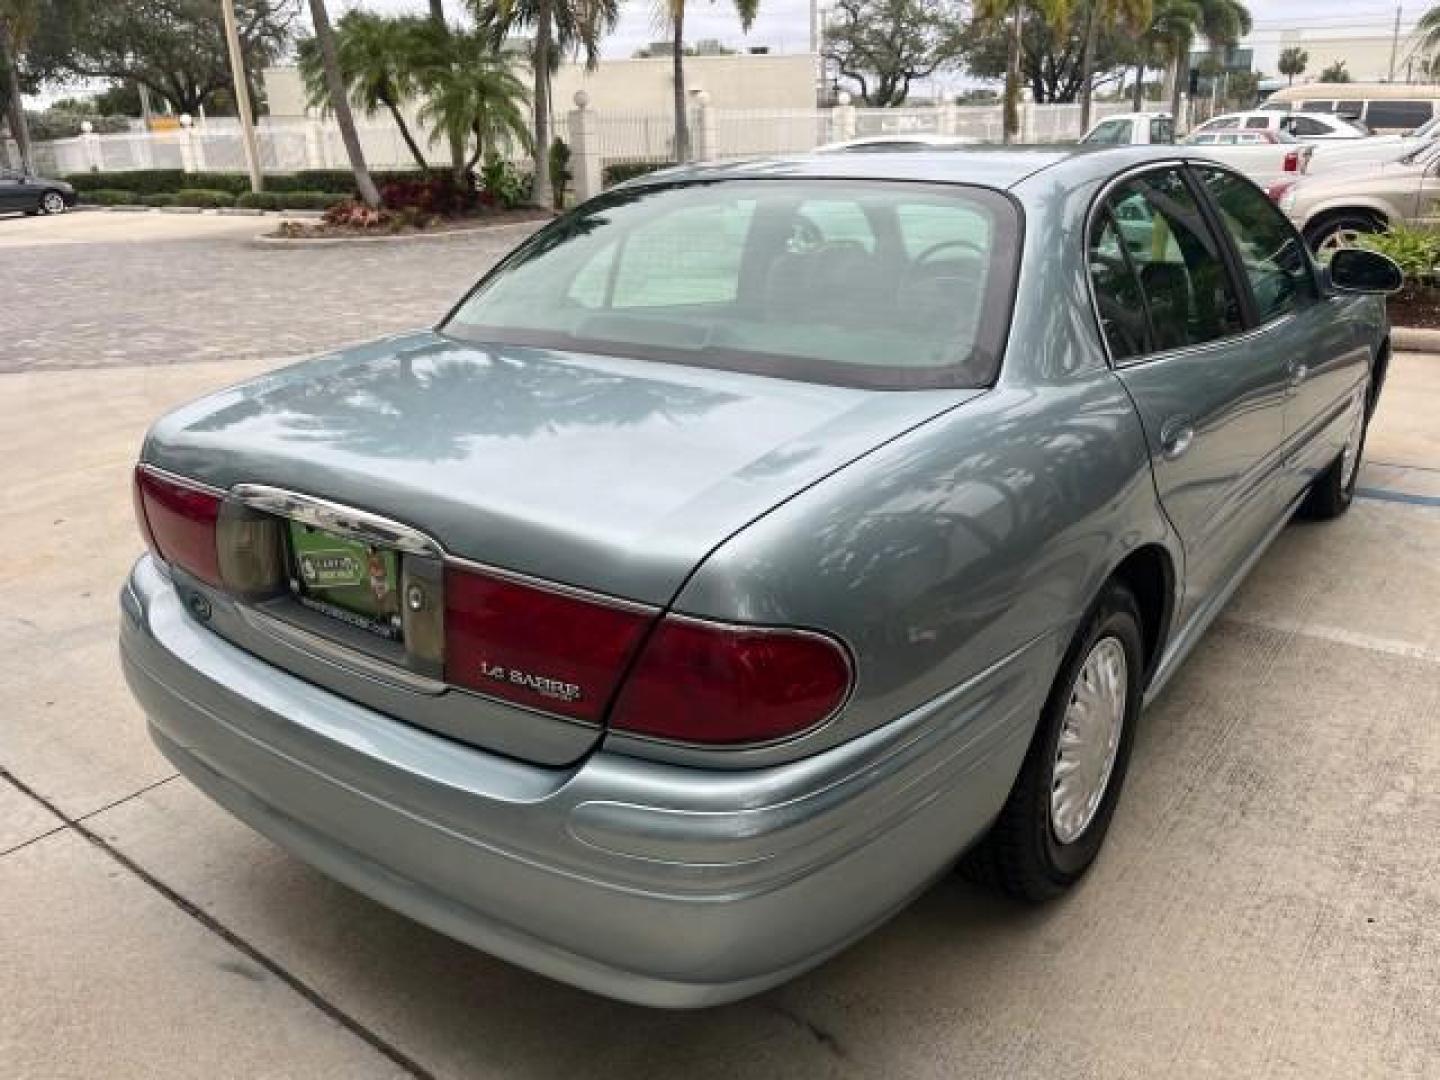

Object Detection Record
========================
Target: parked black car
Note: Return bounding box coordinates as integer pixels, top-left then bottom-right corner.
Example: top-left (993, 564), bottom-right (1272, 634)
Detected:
top-left (0, 168), bottom-right (76, 215)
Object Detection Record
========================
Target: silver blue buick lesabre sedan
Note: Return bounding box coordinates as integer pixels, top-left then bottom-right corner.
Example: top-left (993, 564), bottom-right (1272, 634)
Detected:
top-left (120, 147), bottom-right (1400, 1007)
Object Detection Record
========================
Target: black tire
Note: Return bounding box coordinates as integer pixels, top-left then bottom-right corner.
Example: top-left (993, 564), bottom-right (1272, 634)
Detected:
top-left (964, 582), bottom-right (1144, 901)
top-left (39, 191), bottom-right (68, 215)
top-left (1300, 392), bottom-right (1370, 521)
top-left (1304, 212), bottom-right (1382, 259)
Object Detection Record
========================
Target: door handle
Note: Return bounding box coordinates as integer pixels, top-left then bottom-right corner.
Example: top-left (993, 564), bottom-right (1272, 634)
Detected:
top-left (1159, 416), bottom-right (1194, 460)
top-left (1288, 362), bottom-right (1309, 388)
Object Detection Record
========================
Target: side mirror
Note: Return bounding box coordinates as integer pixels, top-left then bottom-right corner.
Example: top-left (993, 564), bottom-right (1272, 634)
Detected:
top-left (1327, 247), bottom-right (1404, 294)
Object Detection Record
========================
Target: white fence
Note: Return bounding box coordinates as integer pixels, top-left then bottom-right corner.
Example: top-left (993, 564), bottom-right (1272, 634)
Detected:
top-left (13, 99), bottom-right (1139, 183)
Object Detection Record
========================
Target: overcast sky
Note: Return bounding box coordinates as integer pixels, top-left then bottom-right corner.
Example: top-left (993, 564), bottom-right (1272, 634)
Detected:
top-left (358, 0), bottom-right (1425, 66)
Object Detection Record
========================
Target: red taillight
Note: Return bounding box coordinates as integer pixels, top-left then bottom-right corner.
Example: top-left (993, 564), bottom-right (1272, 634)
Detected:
top-left (1283, 149), bottom-right (1301, 173)
top-left (444, 565), bottom-right (651, 722)
top-left (134, 466), bottom-right (223, 586)
top-left (610, 617), bottom-right (852, 745)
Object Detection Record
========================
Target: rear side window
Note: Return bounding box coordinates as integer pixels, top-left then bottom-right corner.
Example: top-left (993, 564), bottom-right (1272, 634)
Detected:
top-left (1365, 100), bottom-right (1434, 129)
top-left (1285, 116), bottom-right (1332, 137)
top-left (1150, 117), bottom-right (1175, 143)
top-left (446, 180), bottom-right (1020, 390)
top-left (1243, 116), bottom-right (1270, 129)
top-left (1299, 101), bottom-right (1334, 113)
top-left (1099, 168), bottom-right (1244, 354)
top-left (1195, 167), bottom-right (1316, 323)
top-left (1087, 212), bottom-right (1151, 361)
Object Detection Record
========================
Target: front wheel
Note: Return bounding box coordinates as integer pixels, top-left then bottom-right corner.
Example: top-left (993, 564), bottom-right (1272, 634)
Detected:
top-left (965, 582), bottom-right (1143, 901)
top-left (40, 191), bottom-right (67, 215)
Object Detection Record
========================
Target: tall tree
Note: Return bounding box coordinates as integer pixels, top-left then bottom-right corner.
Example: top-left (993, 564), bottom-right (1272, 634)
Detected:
top-left (25, 0), bottom-right (296, 117)
top-left (1077, 0), bottom-right (1150, 130)
top-left (471, 0), bottom-right (618, 206)
top-left (1277, 45), bottom-right (1306, 85)
top-left (0, 0), bottom-right (38, 172)
top-left (423, 0), bottom-right (468, 185)
top-left (974, 0), bottom-right (1070, 142)
top-left (297, 12), bottom-right (431, 173)
top-left (957, 9), bottom-right (1133, 105)
top-left (823, 0), bottom-right (963, 106)
top-left (415, 30), bottom-right (531, 173)
top-left (1130, 0), bottom-right (1196, 110)
top-left (1167, 0), bottom-right (1249, 125)
top-left (305, 0), bottom-right (380, 208)
top-left (655, 0), bottom-right (757, 161)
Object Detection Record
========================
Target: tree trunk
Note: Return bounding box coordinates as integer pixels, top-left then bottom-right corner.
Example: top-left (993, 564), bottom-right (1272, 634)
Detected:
top-left (1169, 51), bottom-right (1187, 129)
top-left (388, 102), bottom-right (431, 172)
top-left (0, 22), bottom-right (32, 174)
top-left (427, 0), bottom-right (464, 181)
top-left (1004, 5), bottom-right (1022, 144)
top-left (306, 0), bottom-right (381, 208)
top-left (1078, 0), bottom-right (1099, 131)
top-left (531, 0), bottom-right (553, 207)
top-left (672, 7), bottom-right (690, 161)
top-left (1132, 62), bottom-right (1145, 111)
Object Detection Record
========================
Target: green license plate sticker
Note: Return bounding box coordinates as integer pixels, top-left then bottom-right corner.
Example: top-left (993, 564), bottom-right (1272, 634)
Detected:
top-left (288, 522), bottom-right (400, 625)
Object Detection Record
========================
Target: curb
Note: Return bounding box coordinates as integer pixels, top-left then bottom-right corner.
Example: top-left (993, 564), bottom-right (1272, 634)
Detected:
top-left (1391, 326), bottom-right (1440, 353)
top-left (248, 218), bottom-right (546, 249)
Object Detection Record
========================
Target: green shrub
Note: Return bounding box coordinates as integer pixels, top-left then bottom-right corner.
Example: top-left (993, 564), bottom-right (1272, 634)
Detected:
top-left (480, 159), bottom-right (528, 209)
top-left (1355, 223), bottom-right (1440, 284)
top-left (549, 138), bottom-right (572, 209)
top-left (175, 188), bottom-right (236, 208)
top-left (602, 160), bottom-right (676, 188)
top-left (236, 190), bottom-right (345, 211)
top-left (64, 170), bottom-right (185, 195)
top-left (141, 193), bottom-right (177, 207)
top-left (83, 188), bottom-right (138, 205)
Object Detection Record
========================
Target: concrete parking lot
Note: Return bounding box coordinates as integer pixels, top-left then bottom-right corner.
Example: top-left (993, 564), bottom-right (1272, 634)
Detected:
top-left (3, 210), bottom-right (1439, 1079)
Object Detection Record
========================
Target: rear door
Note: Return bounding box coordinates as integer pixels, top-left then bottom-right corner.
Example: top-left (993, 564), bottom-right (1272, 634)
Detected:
top-left (1190, 164), bottom-right (1367, 498)
top-left (1088, 165), bottom-right (1292, 624)
top-left (0, 169), bottom-right (26, 210)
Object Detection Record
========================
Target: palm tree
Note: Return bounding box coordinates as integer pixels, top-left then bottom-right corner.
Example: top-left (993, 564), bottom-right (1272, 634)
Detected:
top-left (1278, 45), bottom-right (1307, 86)
top-left (0, 0), bottom-right (38, 173)
top-left (1418, 6), bottom-right (1440, 60)
top-left (470, 0), bottom-right (619, 206)
top-left (1132, 0), bottom-right (1196, 110)
top-left (1078, 0), bottom-right (1152, 130)
top-left (305, 0), bottom-right (382, 208)
top-left (655, 0), bottom-right (758, 162)
top-left (297, 12), bottom-right (431, 174)
top-left (974, 0), bottom-right (1071, 143)
top-left (1168, 0), bottom-right (1250, 125)
top-left (417, 31), bottom-right (532, 174)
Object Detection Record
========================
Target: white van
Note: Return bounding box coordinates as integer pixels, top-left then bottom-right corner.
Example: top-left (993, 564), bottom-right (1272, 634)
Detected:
top-left (1261, 83), bottom-right (1440, 133)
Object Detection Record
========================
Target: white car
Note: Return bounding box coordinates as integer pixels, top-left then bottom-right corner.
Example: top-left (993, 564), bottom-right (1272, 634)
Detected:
top-left (1306, 115), bottom-right (1440, 174)
top-left (1080, 112), bottom-right (1175, 146)
top-left (1193, 110), bottom-right (1370, 142)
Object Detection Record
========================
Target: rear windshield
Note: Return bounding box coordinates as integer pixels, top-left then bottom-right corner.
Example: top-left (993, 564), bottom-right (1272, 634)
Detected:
top-left (442, 179), bottom-right (1020, 390)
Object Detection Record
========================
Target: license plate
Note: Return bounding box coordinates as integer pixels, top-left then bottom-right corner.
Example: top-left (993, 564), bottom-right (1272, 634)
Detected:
top-left (288, 522), bottom-right (403, 641)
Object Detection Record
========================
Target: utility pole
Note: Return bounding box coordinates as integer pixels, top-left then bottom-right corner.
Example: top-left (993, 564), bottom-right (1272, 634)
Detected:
top-left (220, 0), bottom-right (264, 192)
top-left (1388, 5), bottom-right (1402, 82)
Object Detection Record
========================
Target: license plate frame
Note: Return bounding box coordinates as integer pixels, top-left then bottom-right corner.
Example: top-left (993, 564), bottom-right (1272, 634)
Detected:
top-left (286, 521), bottom-right (404, 643)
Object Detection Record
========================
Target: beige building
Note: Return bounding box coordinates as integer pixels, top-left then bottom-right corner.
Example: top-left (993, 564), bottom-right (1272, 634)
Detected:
top-left (1271, 32), bottom-right (1432, 84)
top-left (262, 52), bottom-right (818, 121)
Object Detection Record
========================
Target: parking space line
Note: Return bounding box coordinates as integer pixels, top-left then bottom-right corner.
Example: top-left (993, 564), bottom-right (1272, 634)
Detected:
top-left (0, 764), bottom-right (435, 1080)
top-left (1356, 488), bottom-right (1440, 508)
top-left (1218, 613), bottom-right (1440, 664)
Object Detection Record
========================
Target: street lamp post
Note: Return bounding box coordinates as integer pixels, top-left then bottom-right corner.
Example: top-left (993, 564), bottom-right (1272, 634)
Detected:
top-left (220, 0), bottom-right (264, 193)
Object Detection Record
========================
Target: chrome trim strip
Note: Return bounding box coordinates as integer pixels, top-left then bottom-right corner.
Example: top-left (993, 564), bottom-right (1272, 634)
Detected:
top-left (444, 554), bottom-right (660, 615)
top-left (231, 484), bottom-right (442, 557)
top-left (237, 604), bottom-right (448, 695)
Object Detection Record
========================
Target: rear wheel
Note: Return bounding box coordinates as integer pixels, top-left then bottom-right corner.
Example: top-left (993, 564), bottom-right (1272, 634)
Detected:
top-left (1304, 212), bottom-right (1382, 260)
top-left (1300, 388), bottom-right (1369, 520)
top-left (40, 191), bottom-right (67, 215)
top-left (965, 582), bottom-right (1143, 901)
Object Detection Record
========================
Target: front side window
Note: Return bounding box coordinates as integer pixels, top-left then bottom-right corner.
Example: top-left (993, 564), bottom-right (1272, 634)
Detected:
top-left (1196, 167), bottom-right (1315, 323)
top-left (1244, 116), bottom-right (1271, 129)
top-left (1103, 169), bottom-right (1244, 353)
top-left (1286, 116), bottom-right (1331, 137)
top-left (445, 180), bottom-right (1020, 389)
top-left (1299, 101), bottom-right (1335, 113)
top-left (1150, 117), bottom-right (1175, 144)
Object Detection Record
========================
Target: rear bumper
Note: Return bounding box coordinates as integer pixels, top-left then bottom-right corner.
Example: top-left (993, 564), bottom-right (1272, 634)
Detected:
top-left (120, 556), bottom-right (1042, 1007)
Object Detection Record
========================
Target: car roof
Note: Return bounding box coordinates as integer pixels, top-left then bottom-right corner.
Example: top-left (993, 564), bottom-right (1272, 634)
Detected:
top-left (620, 145), bottom-right (1183, 193)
